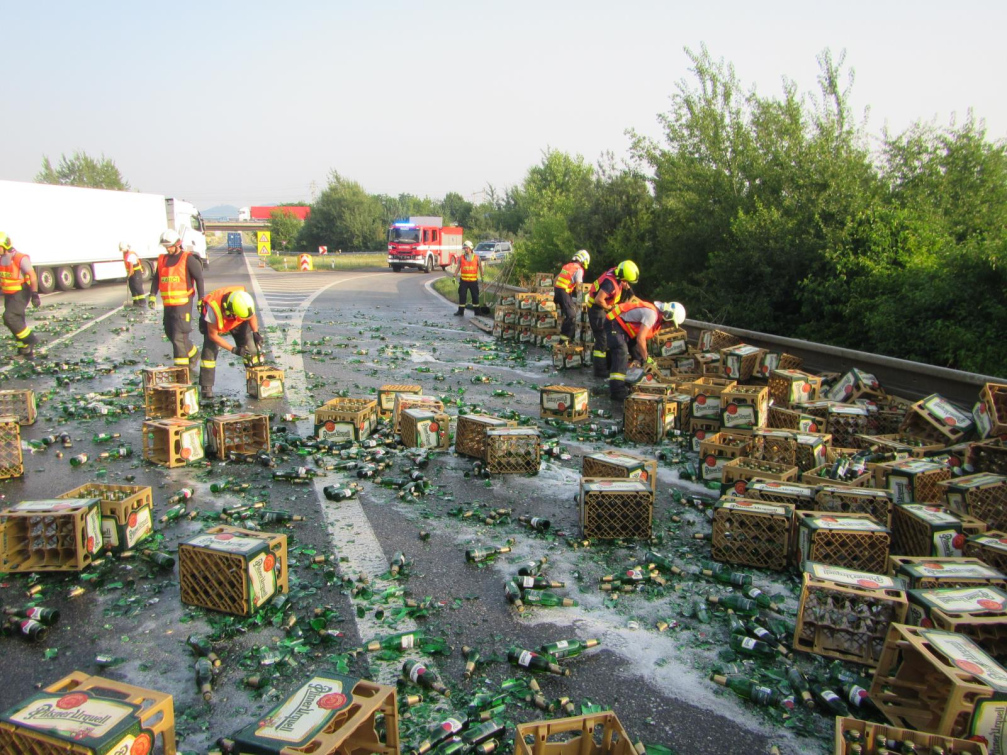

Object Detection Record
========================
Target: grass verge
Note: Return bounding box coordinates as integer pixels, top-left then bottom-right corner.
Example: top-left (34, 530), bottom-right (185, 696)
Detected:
top-left (431, 266), bottom-right (508, 305)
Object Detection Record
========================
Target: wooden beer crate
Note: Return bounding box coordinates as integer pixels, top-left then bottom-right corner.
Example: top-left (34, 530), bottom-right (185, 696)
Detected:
top-left (400, 409), bottom-right (450, 451)
top-left (834, 717), bottom-right (988, 755)
top-left (720, 344), bottom-right (766, 381)
top-left (767, 405), bottom-right (825, 433)
top-left (870, 624), bottom-right (1007, 744)
top-left (754, 351), bottom-right (803, 380)
top-left (970, 440), bottom-right (1007, 476)
top-left (147, 382), bottom-right (199, 419)
top-left (795, 564), bottom-right (908, 666)
top-left (975, 382), bottom-right (1007, 440)
top-left (893, 504), bottom-right (986, 558)
top-left (719, 385), bottom-right (769, 432)
top-left (795, 433), bottom-right (832, 472)
top-left (796, 512), bottom-right (890, 573)
top-left (712, 499), bottom-right (794, 571)
top-left (769, 369), bottom-right (824, 406)
top-left (178, 525), bottom-right (287, 616)
top-left (624, 394), bottom-right (673, 444)
top-left (515, 711), bottom-right (636, 755)
top-left (814, 486), bottom-right (893, 529)
top-left (517, 292), bottom-right (548, 310)
top-left (140, 365), bottom-right (189, 410)
top-left (721, 457), bottom-right (799, 497)
top-left (745, 480), bottom-right (819, 508)
top-left (455, 413), bottom-right (517, 460)
top-left (0, 671), bottom-right (176, 755)
top-left (939, 473), bottom-right (1007, 528)
top-left (0, 415), bottom-right (23, 480)
top-left (207, 413), bottom-right (270, 458)
top-left (485, 428), bottom-right (541, 475)
top-left (855, 432), bottom-right (945, 457)
top-left (696, 328), bottom-right (742, 352)
top-left (392, 395), bottom-right (442, 435)
top-left (533, 272), bottom-right (555, 291)
top-left (493, 305), bottom-right (514, 322)
top-left (826, 404), bottom-right (872, 448)
top-left (552, 343), bottom-right (585, 370)
top-left (246, 365), bottom-right (284, 399)
top-left (884, 458), bottom-right (954, 503)
top-left (752, 429), bottom-right (798, 466)
top-left (317, 397), bottom-right (380, 441)
top-left (651, 327), bottom-right (688, 358)
top-left (890, 556), bottom-right (1007, 591)
top-left (0, 498), bottom-right (103, 572)
top-left (666, 393), bottom-right (692, 432)
top-left (230, 675), bottom-right (398, 755)
top-left (825, 368), bottom-right (884, 403)
top-left (900, 394), bottom-right (976, 447)
top-left (802, 463), bottom-right (873, 489)
top-left (582, 450), bottom-right (657, 493)
top-left (142, 418), bottom-right (205, 467)
top-left (540, 385), bottom-right (589, 423)
top-left (538, 331), bottom-right (564, 349)
top-left (57, 483), bottom-right (154, 553)
top-left (580, 479), bottom-right (653, 540)
top-left (678, 375), bottom-right (737, 399)
top-left (0, 388), bottom-right (36, 425)
top-left (906, 587), bottom-right (1007, 658)
top-left (700, 431), bottom-right (754, 460)
top-left (966, 533), bottom-right (1007, 574)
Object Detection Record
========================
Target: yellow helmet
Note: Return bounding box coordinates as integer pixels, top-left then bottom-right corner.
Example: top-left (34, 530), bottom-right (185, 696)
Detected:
top-left (615, 260), bottom-right (639, 284)
top-left (573, 249), bottom-right (590, 269)
top-left (0, 232), bottom-right (11, 250)
top-left (226, 290), bottom-right (255, 319)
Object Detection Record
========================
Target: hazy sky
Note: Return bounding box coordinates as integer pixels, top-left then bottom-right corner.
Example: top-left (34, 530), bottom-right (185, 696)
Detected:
top-left (4, 1), bottom-right (1006, 211)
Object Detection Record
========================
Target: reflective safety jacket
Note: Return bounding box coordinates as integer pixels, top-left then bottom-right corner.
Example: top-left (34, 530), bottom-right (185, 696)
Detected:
top-left (200, 285), bottom-right (248, 334)
top-left (554, 261), bottom-right (584, 293)
top-left (158, 251), bottom-right (195, 306)
top-left (459, 255), bottom-right (480, 281)
top-left (123, 250), bottom-right (141, 276)
top-left (586, 268), bottom-right (620, 308)
top-left (0, 250), bottom-right (29, 295)
top-left (607, 300), bottom-right (663, 340)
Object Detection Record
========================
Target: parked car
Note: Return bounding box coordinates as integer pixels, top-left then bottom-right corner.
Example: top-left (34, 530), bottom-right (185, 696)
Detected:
top-left (474, 240), bottom-right (512, 261)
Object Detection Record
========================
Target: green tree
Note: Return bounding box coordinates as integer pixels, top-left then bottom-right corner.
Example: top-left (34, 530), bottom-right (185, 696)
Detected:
top-left (298, 172), bottom-right (385, 252)
top-left (269, 209), bottom-right (304, 251)
top-left (36, 151), bottom-right (130, 190)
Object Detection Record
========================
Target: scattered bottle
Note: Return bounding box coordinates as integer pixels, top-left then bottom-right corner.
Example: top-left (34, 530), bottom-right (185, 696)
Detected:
top-left (93, 432), bottom-right (121, 443)
top-left (462, 646), bottom-right (481, 678)
top-left (521, 590), bottom-right (577, 608)
top-left (8, 616), bottom-right (48, 642)
top-left (518, 515), bottom-right (550, 532)
top-left (4, 605), bottom-right (59, 625)
top-left (711, 674), bottom-right (781, 707)
top-left (187, 635), bottom-right (221, 667)
top-left (195, 657), bottom-right (214, 701)
top-left (69, 453), bottom-right (89, 467)
top-left (465, 546), bottom-right (511, 563)
top-left (507, 647), bottom-right (569, 676)
top-left (539, 639), bottom-right (600, 660)
top-left (402, 659), bottom-right (450, 697)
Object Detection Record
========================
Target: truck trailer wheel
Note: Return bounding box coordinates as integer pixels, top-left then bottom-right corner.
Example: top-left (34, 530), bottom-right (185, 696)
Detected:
top-left (140, 259), bottom-right (155, 281)
top-left (74, 264), bottom-right (94, 289)
top-left (55, 266), bottom-right (75, 291)
top-left (37, 268), bottom-right (56, 294)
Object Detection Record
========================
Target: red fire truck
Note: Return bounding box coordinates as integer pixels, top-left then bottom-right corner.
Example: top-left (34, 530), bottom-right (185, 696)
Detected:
top-left (387, 216), bottom-right (463, 273)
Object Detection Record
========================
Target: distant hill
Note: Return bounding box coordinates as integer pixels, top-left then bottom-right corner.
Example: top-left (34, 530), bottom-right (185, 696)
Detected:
top-left (202, 204), bottom-right (240, 220)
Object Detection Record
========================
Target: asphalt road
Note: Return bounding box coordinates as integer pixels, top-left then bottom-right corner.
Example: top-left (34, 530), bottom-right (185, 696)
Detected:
top-left (0, 249), bottom-right (820, 755)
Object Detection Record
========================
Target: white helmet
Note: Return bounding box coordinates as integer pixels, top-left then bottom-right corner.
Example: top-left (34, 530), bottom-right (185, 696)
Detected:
top-left (463, 240), bottom-right (474, 250)
top-left (655, 301), bottom-right (686, 327)
top-left (159, 229), bottom-right (181, 247)
top-left (573, 249), bottom-right (590, 269)
top-left (119, 241), bottom-right (132, 252)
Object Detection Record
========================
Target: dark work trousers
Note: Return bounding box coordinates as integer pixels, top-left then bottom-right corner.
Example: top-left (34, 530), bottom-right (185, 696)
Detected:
top-left (553, 288), bottom-right (578, 340)
top-left (589, 306), bottom-right (610, 377)
top-left (607, 324), bottom-right (644, 400)
top-left (163, 303), bottom-right (198, 368)
top-left (198, 320), bottom-right (256, 390)
top-left (3, 289), bottom-right (38, 352)
top-left (126, 272), bottom-right (146, 305)
top-left (458, 280), bottom-right (480, 310)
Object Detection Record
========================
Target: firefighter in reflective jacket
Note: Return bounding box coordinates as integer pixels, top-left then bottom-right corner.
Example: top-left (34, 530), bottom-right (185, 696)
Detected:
top-left (586, 260), bottom-right (638, 377)
top-left (197, 286), bottom-right (263, 399)
top-left (148, 229), bottom-right (205, 369)
top-left (606, 300), bottom-right (686, 401)
top-left (120, 242), bottom-right (146, 307)
top-left (553, 249), bottom-right (590, 341)
top-left (453, 240), bottom-right (484, 316)
top-left (0, 232), bottom-right (41, 359)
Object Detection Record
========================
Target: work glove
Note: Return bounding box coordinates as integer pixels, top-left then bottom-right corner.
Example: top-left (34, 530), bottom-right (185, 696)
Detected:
top-left (30, 293), bottom-right (41, 308)
top-left (236, 345), bottom-right (252, 359)
top-left (253, 332), bottom-right (264, 348)
top-left (148, 296), bottom-right (156, 310)
top-left (244, 353), bottom-right (262, 368)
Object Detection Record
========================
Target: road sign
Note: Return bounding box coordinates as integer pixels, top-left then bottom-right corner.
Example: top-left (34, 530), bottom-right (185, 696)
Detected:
top-left (257, 231), bottom-right (271, 257)
top-left (299, 254), bottom-right (313, 271)
top-left (318, 246), bottom-right (327, 255)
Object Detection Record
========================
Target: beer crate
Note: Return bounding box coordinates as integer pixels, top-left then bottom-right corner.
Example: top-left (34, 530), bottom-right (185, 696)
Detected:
top-left (515, 711), bottom-right (636, 755)
top-left (691, 417), bottom-right (721, 437)
top-left (769, 369), bottom-right (824, 406)
top-left (890, 556), bottom-right (1007, 591)
top-left (795, 564), bottom-right (908, 666)
top-left (624, 394), bottom-right (674, 444)
top-left (855, 432), bottom-right (945, 457)
top-left (745, 480), bottom-right (819, 508)
top-left (966, 533), bottom-right (1007, 574)
top-left (826, 404), bottom-right (872, 448)
top-left (720, 343), bottom-right (766, 381)
top-left (719, 385), bottom-right (769, 432)
top-left (540, 385), bottom-right (589, 423)
top-left (712, 499), bottom-right (794, 570)
top-left (140, 366), bottom-right (189, 411)
top-left (698, 432), bottom-right (754, 483)
top-left (493, 305), bottom-right (514, 322)
top-left (752, 429), bottom-right (798, 466)
top-left (534, 272), bottom-right (555, 291)
top-left (825, 368), bottom-right (884, 403)
top-left (579, 479), bottom-right (653, 540)
top-left (317, 397), bottom-right (379, 441)
top-left (0, 388), bottom-right (36, 425)
top-left (754, 350), bottom-right (803, 380)
top-left (400, 409), bottom-right (450, 451)
top-left (939, 473), bottom-right (1007, 528)
top-left (491, 323), bottom-right (503, 338)
top-left (552, 343), bottom-right (585, 370)
top-left (884, 458), bottom-right (953, 503)
top-left (455, 413), bottom-right (517, 460)
top-left (632, 380), bottom-right (677, 398)
top-left (0, 415), bottom-right (23, 479)
top-left (498, 294), bottom-right (518, 307)
top-left (0, 671), bottom-right (176, 755)
top-left (873, 407), bottom-right (912, 436)
top-left (667, 393), bottom-right (693, 432)
top-left (498, 308), bottom-right (518, 325)
top-left (803, 463), bottom-right (873, 489)
top-left (767, 405), bottom-right (825, 433)
top-left (535, 313), bottom-right (558, 330)
top-left (697, 328), bottom-right (742, 352)
top-left (485, 428), bottom-right (541, 475)
top-left (651, 327), bottom-right (688, 358)
top-left (721, 457), bottom-right (799, 497)
top-left (516, 292), bottom-right (547, 310)
top-left (230, 674), bottom-right (398, 755)
top-left (147, 382), bottom-right (199, 419)
top-left (814, 486), bottom-right (893, 529)
top-left (392, 394), bottom-right (442, 435)
top-left (700, 354), bottom-right (722, 376)
top-left (870, 624), bottom-right (1007, 746)
top-left (795, 433), bottom-right (832, 472)
top-left (582, 450), bottom-right (658, 493)
top-left (0, 498), bottom-right (103, 572)
top-left (834, 717), bottom-right (988, 755)
top-left (207, 412), bottom-right (270, 458)
top-left (974, 383), bottom-right (1007, 440)
top-left (246, 365), bottom-right (285, 399)
top-left (178, 525), bottom-right (287, 616)
top-left (57, 483), bottom-right (154, 554)
top-left (893, 503), bottom-right (986, 558)
top-left (539, 332), bottom-right (565, 349)
top-left (536, 299), bottom-right (557, 314)
top-left (796, 512), bottom-right (890, 573)
top-left (142, 417), bottom-right (205, 467)
top-left (678, 375), bottom-right (738, 399)
top-left (970, 440), bottom-right (1007, 476)
top-left (900, 394), bottom-right (976, 447)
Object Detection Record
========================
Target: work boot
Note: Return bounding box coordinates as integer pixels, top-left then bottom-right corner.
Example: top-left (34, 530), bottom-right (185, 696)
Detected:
top-left (454, 308), bottom-right (464, 317)
top-left (609, 383), bottom-right (629, 402)
top-left (19, 346), bottom-right (34, 361)
top-left (201, 386), bottom-right (214, 400)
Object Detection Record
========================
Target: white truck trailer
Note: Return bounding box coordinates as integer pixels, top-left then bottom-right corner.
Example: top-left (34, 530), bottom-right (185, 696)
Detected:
top-left (0, 180), bottom-right (207, 293)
